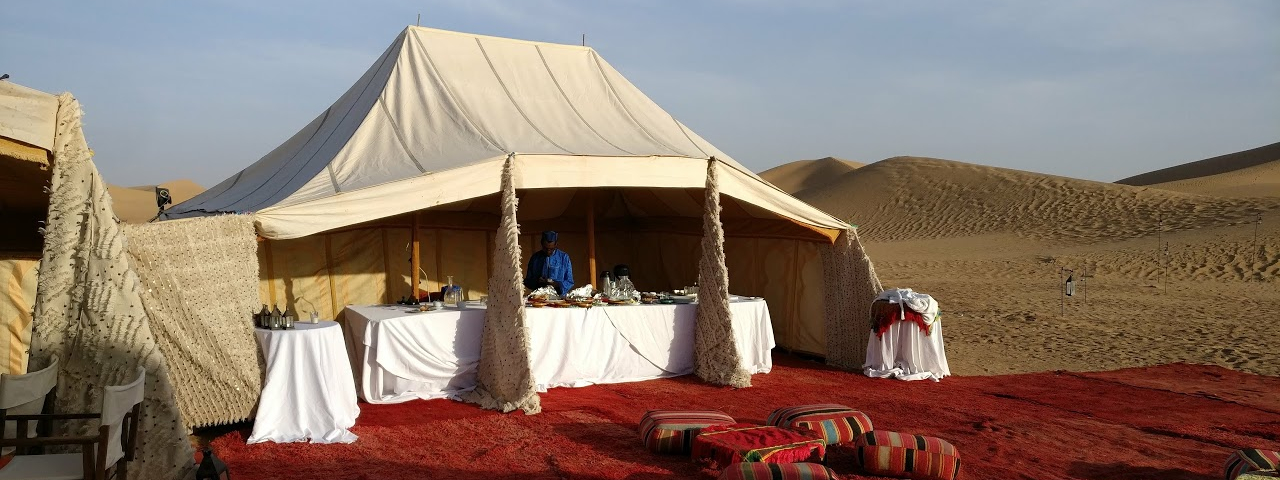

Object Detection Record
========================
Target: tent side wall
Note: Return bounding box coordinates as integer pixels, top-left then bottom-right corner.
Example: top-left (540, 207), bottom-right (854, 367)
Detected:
top-left (256, 224), bottom-right (833, 356)
top-left (0, 257), bottom-right (38, 375)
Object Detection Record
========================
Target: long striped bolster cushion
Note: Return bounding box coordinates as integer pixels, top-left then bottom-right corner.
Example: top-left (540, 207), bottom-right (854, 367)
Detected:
top-left (766, 404), bottom-right (873, 446)
top-left (851, 431), bottom-right (960, 480)
top-left (717, 462), bottom-right (839, 480)
top-left (1226, 450), bottom-right (1280, 480)
top-left (639, 410), bottom-right (736, 454)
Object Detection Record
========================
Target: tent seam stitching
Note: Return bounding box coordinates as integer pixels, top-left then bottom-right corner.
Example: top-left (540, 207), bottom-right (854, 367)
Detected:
top-left (377, 97), bottom-right (428, 173)
top-left (534, 45), bottom-right (634, 155)
top-left (588, 51), bottom-right (684, 156)
top-left (411, 31), bottom-right (506, 153)
top-left (672, 119), bottom-right (711, 158)
top-left (474, 38), bottom-right (572, 154)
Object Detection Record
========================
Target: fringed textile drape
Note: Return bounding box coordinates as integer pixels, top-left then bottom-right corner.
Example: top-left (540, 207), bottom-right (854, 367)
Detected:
top-left (821, 227), bottom-right (884, 370)
top-left (694, 158), bottom-right (751, 388)
top-left (31, 93), bottom-right (194, 479)
top-left (461, 154), bottom-right (541, 414)
top-left (123, 215), bottom-right (264, 429)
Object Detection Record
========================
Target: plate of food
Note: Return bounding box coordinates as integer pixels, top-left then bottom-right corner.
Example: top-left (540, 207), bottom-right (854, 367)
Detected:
top-left (669, 295), bottom-right (696, 304)
top-left (527, 301), bottom-right (547, 308)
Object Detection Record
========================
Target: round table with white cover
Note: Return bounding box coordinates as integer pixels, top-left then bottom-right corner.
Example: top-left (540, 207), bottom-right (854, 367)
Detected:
top-left (248, 321), bottom-right (359, 444)
top-left (863, 289), bottom-right (951, 382)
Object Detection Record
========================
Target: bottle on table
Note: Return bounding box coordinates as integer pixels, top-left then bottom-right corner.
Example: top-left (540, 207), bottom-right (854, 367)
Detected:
top-left (444, 275), bottom-right (462, 307)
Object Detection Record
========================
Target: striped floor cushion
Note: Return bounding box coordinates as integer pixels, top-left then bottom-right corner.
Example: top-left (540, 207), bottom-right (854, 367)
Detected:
top-left (639, 410), bottom-right (736, 454)
top-left (1226, 450), bottom-right (1280, 480)
top-left (766, 404), bottom-right (873, 446)
top-left (717, 462), bottom-right (839, 480)
top-left (1236, 471), bottom-right (1280, 480)
top-left (850, 431), bottom-right (960, 480)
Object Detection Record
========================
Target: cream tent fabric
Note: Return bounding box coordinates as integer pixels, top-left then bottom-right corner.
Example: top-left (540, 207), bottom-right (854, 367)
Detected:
top-left (0, 81), bottom-right (58, 154)
top-left (30, 92), bottom-right (194, 479)
top-left (166, 26), bottom-right (846, 242)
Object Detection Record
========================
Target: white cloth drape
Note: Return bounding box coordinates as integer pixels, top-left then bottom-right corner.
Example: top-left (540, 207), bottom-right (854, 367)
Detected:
top-left (249, 322), bottom-right (359, 444)
top-left (346, 300), bottom-right (774, 404)
top-left (864, 320), bottom-right (950, 382)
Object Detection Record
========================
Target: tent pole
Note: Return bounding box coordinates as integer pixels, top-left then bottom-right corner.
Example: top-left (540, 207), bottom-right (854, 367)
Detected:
top-left (264, 238), bottom-right (278, 306)
top-left (412, 212), bottom-right (421, 299)
top-left (587, 192), bottom-right (597, 287)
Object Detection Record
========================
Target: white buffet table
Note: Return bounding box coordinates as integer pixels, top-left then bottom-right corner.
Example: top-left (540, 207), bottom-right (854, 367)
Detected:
top-left (345, 299), bottom-right (775, 404)
top-left (248, 321), bottom-right (360, 444)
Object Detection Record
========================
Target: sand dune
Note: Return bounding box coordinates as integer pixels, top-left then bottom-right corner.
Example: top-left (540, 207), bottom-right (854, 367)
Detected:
top-left (795, 156), bottom-right (1278, 243)
top-left (1116, 142), bottom-right (1280, 198)
top-left (761, 151), bottom-right (1279, 377)
top-left (758, 156), bottom-right (863, 197)
top-left (1116, 141), bottom-right (1280, 185)
top-left (108, 179), bottom-right (205, 223)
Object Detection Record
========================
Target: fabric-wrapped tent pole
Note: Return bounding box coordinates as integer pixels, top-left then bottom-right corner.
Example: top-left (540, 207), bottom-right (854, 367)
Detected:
top-left (693, 157), bottom-right (752, 388)
top-left (821, 227), bottom-right (884, 370)
top-left (461, 154), bottom-right (541, 414)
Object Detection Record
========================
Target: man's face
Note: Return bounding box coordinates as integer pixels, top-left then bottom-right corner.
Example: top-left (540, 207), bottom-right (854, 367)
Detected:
top-left (543, 240), bottom-right (557, 252)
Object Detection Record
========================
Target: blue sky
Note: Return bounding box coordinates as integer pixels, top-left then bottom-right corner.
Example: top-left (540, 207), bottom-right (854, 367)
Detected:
top-left (3, 1), bottom-right (1277, 187)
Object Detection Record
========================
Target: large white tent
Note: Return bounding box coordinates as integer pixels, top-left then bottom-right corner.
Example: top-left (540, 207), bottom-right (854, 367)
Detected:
top-left (169, 26), bottom-right (880, 364)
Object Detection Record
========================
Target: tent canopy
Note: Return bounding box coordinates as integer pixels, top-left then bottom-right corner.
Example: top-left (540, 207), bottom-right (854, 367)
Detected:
top-left (168, 26), bottom-right (849, 241)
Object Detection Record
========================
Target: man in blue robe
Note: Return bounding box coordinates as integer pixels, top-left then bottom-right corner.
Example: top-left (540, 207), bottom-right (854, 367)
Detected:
top-left (524, 231), bottom-right (574, 296)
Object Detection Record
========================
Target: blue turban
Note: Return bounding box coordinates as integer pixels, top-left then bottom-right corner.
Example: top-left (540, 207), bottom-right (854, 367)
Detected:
top-left (541, 231), bottom-right (558, 243)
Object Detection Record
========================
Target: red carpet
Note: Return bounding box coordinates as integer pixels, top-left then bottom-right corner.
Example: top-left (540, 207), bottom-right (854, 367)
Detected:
top-left (205, 354), bottom-right (1280, 479)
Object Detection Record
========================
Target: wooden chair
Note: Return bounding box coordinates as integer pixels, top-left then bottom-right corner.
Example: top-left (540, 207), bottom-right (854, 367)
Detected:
top-left (0, 357), bottom-right (60, 457)
top-left (0, 367), bottom-right (145, 480)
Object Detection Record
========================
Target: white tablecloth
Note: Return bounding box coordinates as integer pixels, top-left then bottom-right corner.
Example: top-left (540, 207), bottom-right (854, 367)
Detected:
top-left (248, 321), bottom-right (360, 443)
top-left (345, 299), bottom-right (775, 404)
top-left (863, 320), bottom-right (951, 382)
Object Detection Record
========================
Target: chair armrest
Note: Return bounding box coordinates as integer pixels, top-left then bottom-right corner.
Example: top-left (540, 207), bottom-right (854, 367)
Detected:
top-left (5, 413), bottom-right (101, 421)
top-left (0, 435), bottom-right (100, 447)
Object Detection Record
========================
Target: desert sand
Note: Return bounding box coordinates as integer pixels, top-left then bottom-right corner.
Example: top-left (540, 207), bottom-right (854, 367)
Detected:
top-left (108, 179), bottom-right (205, 223)
top-left (768, 147), bottom-right (1280, 377)
top-left (758, 156), bottom-right (865, 196)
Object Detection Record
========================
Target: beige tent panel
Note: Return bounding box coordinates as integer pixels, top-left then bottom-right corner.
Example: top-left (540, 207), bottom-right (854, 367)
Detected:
top-left (256, 221), bottom-right (831, 355)
top-left (253, 156), bottom-right (845, 242)
top-left (0, 137), bottom-right (49, 166)
top-left (0, 257), bottom-right (37, 375)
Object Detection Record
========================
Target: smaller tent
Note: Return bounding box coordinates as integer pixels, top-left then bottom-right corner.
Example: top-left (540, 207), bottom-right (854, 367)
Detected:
top-left (1, 80), bottom-right (195, 479)
top-left (0, 80), bottom-right (58, 376)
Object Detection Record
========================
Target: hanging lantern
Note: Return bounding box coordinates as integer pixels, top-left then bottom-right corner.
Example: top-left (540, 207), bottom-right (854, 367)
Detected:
top-left (1064, 274), bottom-right (1075, 297)
top-left (195, 448), bottom-right (231, 480)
